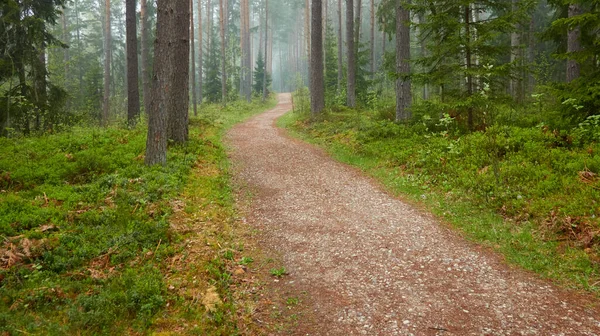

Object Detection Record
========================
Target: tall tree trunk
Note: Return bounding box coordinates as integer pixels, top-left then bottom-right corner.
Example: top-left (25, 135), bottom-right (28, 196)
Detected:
top-left (337, 0), bottom-right (343, 93)
top-left (146, 0), bottom-right (174, 166)
top-left (370, 0), bottom-right (374, 78)
top-left (168, 0), bottom-right (191, 143)
top-left (207, 0), bottom-right (212, 52)
top-left (346, 0), bottom-right (356, 107)
top-left (395, 0), bottom-right (411, 121)
top-left (190, 0), bottom-right (197, 116)
top-left (75, 0), bottom-right (84, 105)
top-left (198, 0), bottom-right (203, 104)
top-left (311, 0), bottom-right (325, 115)
top-left (464, 5), bottom-right (473, 129)
top-left (103, 0), bottom-right (111, 126)
top-left (355, 0), bottom-right (361, 51)
top-left (305, 0), bottom-right (311, 75)
top-left (527, 16), bottom-right (535, 94)
top-left (219, 0), bottom-right (227, 105)
top-left (62, 9), bottom-right (69, 87)
top-left (566, 3), bottom-right (581, 82)
top-left (510, 0), bottom-right (521, 102)
top-left (141, 0), bottom-right (151, 114)
top-left (262, 0), bottom-right (269, 102)
top-left (244, 0), bottom-right (251, 101)
top-left (126, 0), bottom-right (140, 126)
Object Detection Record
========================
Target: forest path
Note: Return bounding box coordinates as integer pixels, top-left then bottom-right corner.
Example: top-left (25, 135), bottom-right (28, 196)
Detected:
top-left (226, 93), bottom-right (600, 335)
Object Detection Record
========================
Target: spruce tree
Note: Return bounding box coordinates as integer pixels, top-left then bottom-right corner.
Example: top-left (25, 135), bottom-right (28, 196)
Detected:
top-left (253, 51), bottom-right (272, 97)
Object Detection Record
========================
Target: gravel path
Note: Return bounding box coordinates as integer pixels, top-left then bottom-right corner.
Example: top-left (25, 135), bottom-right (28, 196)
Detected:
top-left (227, 93), bottom-right (600, 335)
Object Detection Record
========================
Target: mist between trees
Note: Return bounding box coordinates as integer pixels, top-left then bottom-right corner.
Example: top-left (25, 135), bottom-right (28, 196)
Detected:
top-left (1, 0), bottom-right (599, 158)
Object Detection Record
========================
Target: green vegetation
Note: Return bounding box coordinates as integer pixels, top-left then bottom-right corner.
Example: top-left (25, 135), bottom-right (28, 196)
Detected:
top-left (0, 98), bottom-right (275, 334)
top-left (280, 98), bottom-right (600, 294)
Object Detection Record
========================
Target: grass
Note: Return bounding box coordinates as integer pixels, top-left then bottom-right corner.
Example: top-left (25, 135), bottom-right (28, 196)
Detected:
top-left (0, 97), bottom-right (277, 335)
top-left (278, 105), bottom-right (600, 295)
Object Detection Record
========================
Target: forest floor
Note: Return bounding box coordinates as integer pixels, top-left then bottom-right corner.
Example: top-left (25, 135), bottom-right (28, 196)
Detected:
top-left (226, 93), bottom-right (600, 335)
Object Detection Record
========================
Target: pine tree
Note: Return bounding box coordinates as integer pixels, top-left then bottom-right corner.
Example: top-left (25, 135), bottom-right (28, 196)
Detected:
top-left (253, 51), bottom-right (272, 96)
top-left (204, 29), bottom-right (223, 104)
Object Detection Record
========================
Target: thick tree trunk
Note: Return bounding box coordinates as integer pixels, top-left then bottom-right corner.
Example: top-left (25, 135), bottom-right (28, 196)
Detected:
top-left (219, 0), bottom-right (227, 105)
top-left (395, 0), bottom-right (411, 121)
top-left (566, 3), bottom-right (581, 82)
top-left (103, 0), bottom-right (111, 126)
top-left (346, 0), bottom-right (356, 107)
top-left (190, 0), bottom-right (197, 116)
top-left (311, 0), bottom-right (325, 115)
top-left (126, 0), bottom-right (140, 126)
top-left (74, 0), bottom-right (84, 104)
top-left (146, 0), bottom-right (174, 166)
top-left (168, 0), bottom-right (191, 143)
top-left (263, 0), bottom-right (269, 102)
top-left (141, 0), bottom-right (151, 114)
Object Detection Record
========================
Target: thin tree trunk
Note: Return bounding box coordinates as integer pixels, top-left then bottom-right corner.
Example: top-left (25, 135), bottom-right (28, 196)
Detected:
top-left (527, 15), bottom-right (535, 94)
top-left (337, 0), bottom-right (343, 93)
top-left (395, 0), bottom-right (411, 121)
top-left (103, 0), bottom-right (111, 126)
top-left (262, 0), bottom-right (269, 102)
top-left (146, 0), bottom-right (174, 166)
top-left (126, 0), bottom-right (140, 126)
top-left (62, 10), bottom-right (69, 87)
top-left (219, 0), bottom-right (227, 105)
top-left (311, 0), bottom-right (325, 115)
top-left (141, 0), bottom-right (151, 114)
top-left (566, 3), bottom-right (581, 82)
top-left (305, 0), bottom-right (311, 73)
top-left (346, 0), bottom-right (356, 107)
top-left (355, 0), bottom-right (361, 52)
top-left (168, 0), bottom-right (191, 143)
top-left (370, 0), bottom-right (374, 78)
top-left (198, 0), bottom-right (203, 104)
top-left (74, 0), bottom-right (83, 105)
top-left (190, 0), bottom-right (197, 116)
top-left (464, 5), bottom-right (473, 129)
top-left (207, 0), bottom-right (212, 52)
top-left (510, 0), bottom-right (521, 102)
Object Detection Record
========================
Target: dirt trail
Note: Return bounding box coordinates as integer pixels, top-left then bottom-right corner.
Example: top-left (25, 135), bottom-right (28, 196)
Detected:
top-left (227, 93), bottom-right (600, 335)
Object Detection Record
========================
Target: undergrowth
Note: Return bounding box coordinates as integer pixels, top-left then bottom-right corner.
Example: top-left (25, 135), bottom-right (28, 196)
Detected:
top-left (279, 101), bottom-right (600, 294)
top-left (0, 97), bottom-right (275, 335)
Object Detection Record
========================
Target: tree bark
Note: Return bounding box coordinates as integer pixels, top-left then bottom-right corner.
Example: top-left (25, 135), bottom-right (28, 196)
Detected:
top-left (146, 0), bottom-right (174, 166)
top-left (126, 0), bottom-right (140, 126)
top-left (103, 0), bottom-right (111, 126)
top-left (311, 0), bottom-right (325, 115)
top-left (510, 0), bottom-right (522, 103)
top-left (190, 0), bottom-right (197, 116)
top-left (464, 5), bottom-right (473, 129)
top-left (168, 0), bottom-right (191, 143)
top-left (337, 0), bottom-right (343, 93)
top-left (395, 0), bottom-right (411, 121)
top-left (219, 0), bottom-right (227, 105)
top-left (263, 0), bottom-right (269, 102)
top-left (566, 3), bottom-right (581, 82)
top-left (305, 0), bottom-right (311, 75)
top-left (346, 0), bottom-right (356, 107)
top-left (141, 0), bottom-right (151, 114)
top-left (370, 0), bottom-right (374, 78)
top-left (198, 0), bottom-right (203, 104)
